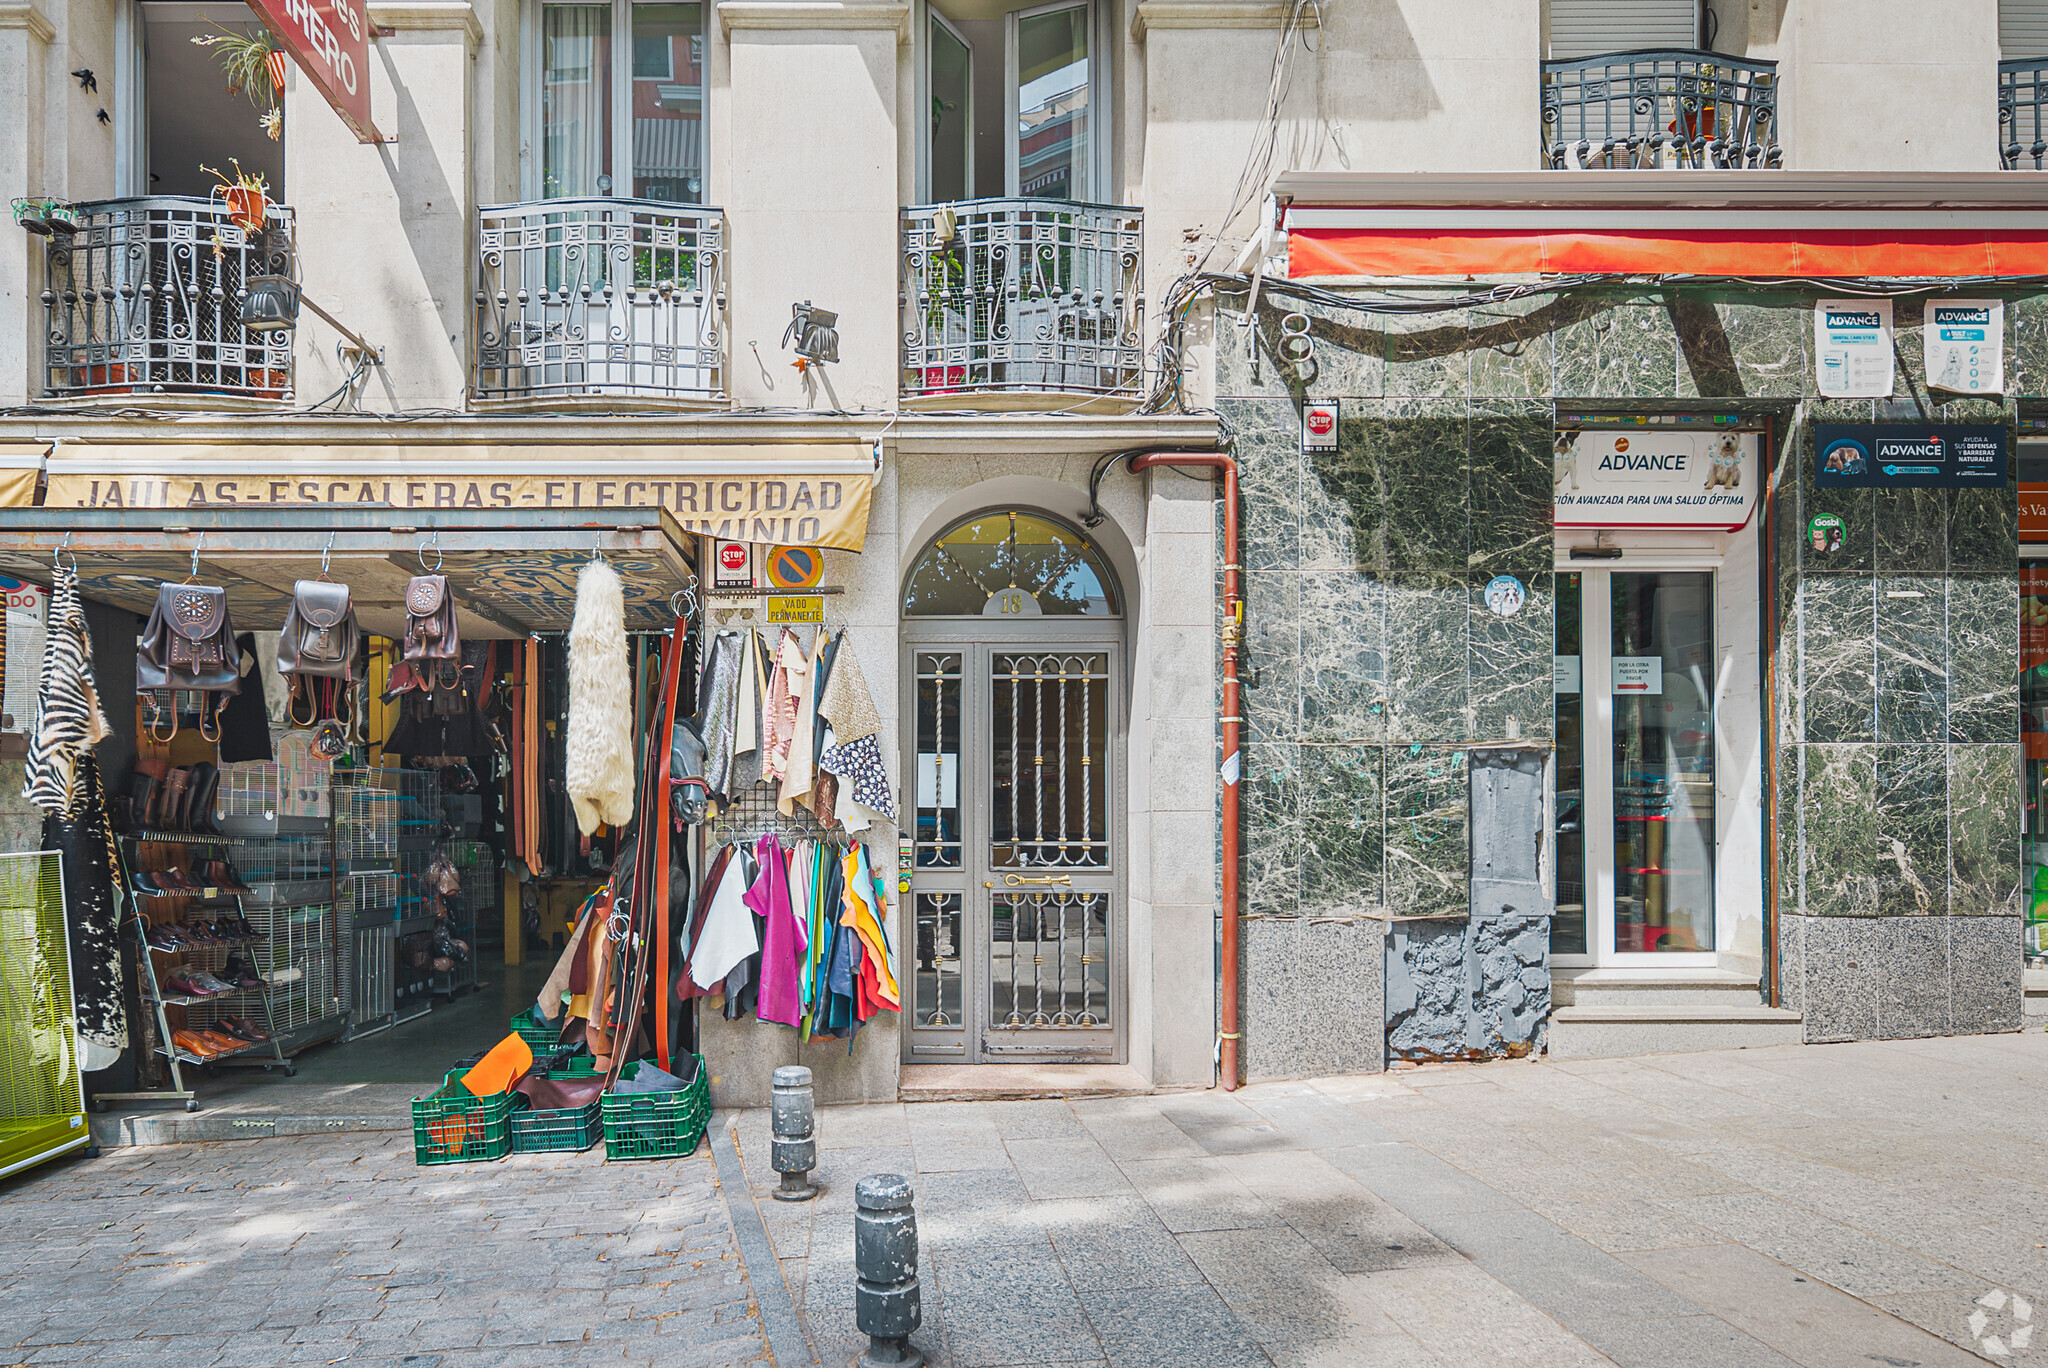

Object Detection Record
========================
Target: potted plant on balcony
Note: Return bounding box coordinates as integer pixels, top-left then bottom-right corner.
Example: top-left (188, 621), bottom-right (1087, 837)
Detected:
top-left (12, 197), bottom-right (76, 235)
top-left (204, 161), bottom-right (271, 236)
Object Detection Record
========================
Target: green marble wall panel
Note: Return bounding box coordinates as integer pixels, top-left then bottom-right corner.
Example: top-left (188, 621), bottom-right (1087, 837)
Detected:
top-left (1384, 744), bottom-right (1468, 918)
top-left (1553, 295), bottom-right (1679, 398)
top-left (1468, 294), bottom-right (1556, 398)
top-left (1950, 486), bottom-right (2018, 573)
top-left (1382, 306), bottom-right (1472, 398)
top-left (1299, 569), bottom-right (1386, 744)
top-left (1241, 742), bottom-right (1302, 918)
top-left (1874, 745), bottom-right (1949, 917)
top-left (1874, 489), bottom-right (1947, 573)
top-left (1302, 410), bottom-right (1388, 572)
top-left (1216, 300), bottom-right (1386, 401)
top-left (1948, 575), bottom-right (2019, 745)
top-left (1384, 572), bottom-right (1470, 743)
top-left (1229, 398), bottom-right (1301, 572)
top-left (1707, 294), bottom-right (1809, 398)
top-left (1300, 744), bottom-right (1386, 915)
top-left (1468, 400), bottom-right (1553, 577)
top-left (1795, 575), bottom-right (1876, 744)
top-left (1951, 744), bottom-right (2022, 917)
top-left (2012, 296), bottom-right (2048, 398)
top-left (1469, 571), bottom-right (1553, 743)
top-left (1377, 399), bottom-right (1469, 572)
top-left (1874, 577), bottom-right (1948, 744)
top-left (1799, 743), bottom-right (1880, 916)
top-left (1243, 570), bottom-right (1301, 743)
top-left (1796, 401), bottom-right (1877, 573)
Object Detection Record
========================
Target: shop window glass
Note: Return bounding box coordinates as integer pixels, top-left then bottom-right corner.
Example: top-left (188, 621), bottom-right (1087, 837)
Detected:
top-left (903, 511), bottom-right (1119, 618)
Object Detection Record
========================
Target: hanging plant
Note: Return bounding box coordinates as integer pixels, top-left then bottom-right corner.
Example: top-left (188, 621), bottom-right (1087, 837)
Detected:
top-left (192, 25), bottom-right (286, 140)
top-left (204, 160), bottom-right (271, 237)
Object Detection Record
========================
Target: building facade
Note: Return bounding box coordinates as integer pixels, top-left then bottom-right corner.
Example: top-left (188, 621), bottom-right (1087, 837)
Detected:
top-left (0, 0), bottom-right (2041, 1102)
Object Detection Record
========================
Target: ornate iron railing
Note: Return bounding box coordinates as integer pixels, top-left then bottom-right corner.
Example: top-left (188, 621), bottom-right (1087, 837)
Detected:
top-left (42, 197), bottom-right (295, 400)
top-left (1541, 50), bottom-right (1780, 170)
top-left (2001, 58), bottom-right (2048, 168)
top-left (474, 198), bottom-right (724, 404)
top-left (901, 198), bottom-right (1143, 401)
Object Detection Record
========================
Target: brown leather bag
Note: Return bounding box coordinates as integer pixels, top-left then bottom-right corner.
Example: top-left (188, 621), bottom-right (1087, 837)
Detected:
top-left (402, 575), bottom-right (460, 685)
top-left (278, 579), bottom-right (361, 727)
top-left (137, 583), bottom-right (240, 741)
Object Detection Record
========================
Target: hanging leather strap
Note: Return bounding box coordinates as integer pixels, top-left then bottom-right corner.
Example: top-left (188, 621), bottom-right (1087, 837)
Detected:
top-left (521, 637), bottom-right (542, 876)
top-left (652, 612), bottom-right (687, 1072)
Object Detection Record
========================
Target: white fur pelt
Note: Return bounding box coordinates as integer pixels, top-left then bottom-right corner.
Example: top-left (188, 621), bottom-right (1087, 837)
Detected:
top-left (566, 559), bottom-right (635, 835)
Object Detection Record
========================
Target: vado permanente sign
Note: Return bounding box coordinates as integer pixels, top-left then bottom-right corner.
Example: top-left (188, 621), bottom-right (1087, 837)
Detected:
top-left (249, 0), bottom-right (387, 143)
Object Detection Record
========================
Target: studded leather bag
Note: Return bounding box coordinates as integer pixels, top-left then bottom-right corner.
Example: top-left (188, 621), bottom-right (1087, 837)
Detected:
top-left (137, 583), bottom-right (241, 741)
top-left (402, 574), bottom-right (461, 684)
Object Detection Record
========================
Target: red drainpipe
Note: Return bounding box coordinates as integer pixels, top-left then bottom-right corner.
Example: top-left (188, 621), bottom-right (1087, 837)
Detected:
top-left (1128, 451), bottom-right (1243, 1090)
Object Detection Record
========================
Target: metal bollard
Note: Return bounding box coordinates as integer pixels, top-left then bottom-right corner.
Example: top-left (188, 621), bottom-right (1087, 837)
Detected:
top-left (854, 1173), bottom-right (923, 1368)
top-left (770, 1065), bottom-right (818, 1201)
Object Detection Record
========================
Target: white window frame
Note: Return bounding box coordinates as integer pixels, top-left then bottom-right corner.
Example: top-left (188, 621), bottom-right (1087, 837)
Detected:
top-left (1004, 0), bottom-right (1108, 202)
top-left (916, 4), bottom-right (975, 203)
top-left (520, 0), bottom-right (710, 202)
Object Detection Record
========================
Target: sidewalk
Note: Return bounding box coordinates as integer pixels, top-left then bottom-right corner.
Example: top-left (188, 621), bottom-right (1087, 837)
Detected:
top-left (730, 1034), bottom-right (2048, 1367)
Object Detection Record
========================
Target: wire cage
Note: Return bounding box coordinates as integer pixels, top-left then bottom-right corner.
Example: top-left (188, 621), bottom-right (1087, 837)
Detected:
top-left (430, 839), bottom-right (495, 997)
top-left (0, 851), bottom-right (87, 1178)
top-left (334, 768), bottom-right (441, 1033)
top-left (232, 830), bottom-right (343, 1044)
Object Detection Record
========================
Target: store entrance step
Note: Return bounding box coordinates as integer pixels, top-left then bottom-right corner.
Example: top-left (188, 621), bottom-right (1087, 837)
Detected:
top-left (899, 1063), bottom-right (1153, 1102)
top-left (1548, 1002), bottom-right (1806, 1059)
top-left (89, 1081), bottom-right (422, 1148)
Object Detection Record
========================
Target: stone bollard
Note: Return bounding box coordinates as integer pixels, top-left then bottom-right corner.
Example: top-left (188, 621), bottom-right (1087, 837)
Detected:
top-left (854, 1173), bottom-right (923, 1368)
top-left (770, 1065), bottom-right (818, 1201)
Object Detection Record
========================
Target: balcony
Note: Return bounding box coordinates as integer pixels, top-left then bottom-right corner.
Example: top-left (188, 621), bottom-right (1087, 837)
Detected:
top-left (473, 198), bottom-right (725, 405)
top-left (1541, 50), bottom-right (1780, 170)
top-left (2002, 58), bottom-right (2048, 168)
top-left (901, 199), bottom-right (1144, 405)
top-left (42, 197), bottom-right (295, 401)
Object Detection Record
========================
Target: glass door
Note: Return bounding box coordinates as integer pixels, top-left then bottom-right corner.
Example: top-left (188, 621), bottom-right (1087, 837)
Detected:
top-left (1554, 568), bottom-right (1719, 964)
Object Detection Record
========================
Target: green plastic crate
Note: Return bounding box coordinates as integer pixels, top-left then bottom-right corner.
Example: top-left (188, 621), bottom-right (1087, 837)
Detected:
top-left (508, 1057), bottom-right (604, 1154)
top-left (601, 1055), bottom-right (710, 1161)
top-left (510, 1011), bottom-right (561, 1050)
top-left (412, 1069), bottom-right (521, 1165)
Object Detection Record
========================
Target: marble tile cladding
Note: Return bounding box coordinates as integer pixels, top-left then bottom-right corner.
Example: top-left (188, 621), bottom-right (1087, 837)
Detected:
top-left (1713, 295), bottom-right (1809, 398)
top-left (1299, 744), bottom-right (1386, 916)
top-left (1776, 753), bottom-right (1800, 919)
top-left (1300, 411), bottom-right (1390, 572)
top-left (1242, 571), bottom-right (1301, 744)
top-left (1947, 575), bottom-right (2019, 745)
top-left (1798, 743), bottom-right (1880, 917)
top-left (1468, 571), bottom-right (1553, 744)
top-left (1243, 917), bottom-right (1387, 1079)
top-left (1873, 745), bottom-right (1948, 917)
top-left (1950, 744), bottom-right (2022, 918)
top-left (1384, 744), bottom-right (1470, 918)
top-left (1796, 444), bottom-right (1874, 577)
top-left (1239, 917), bottom-right (1309, 1080)
top-left (1467, 400), bottom-right (1554, 576)
top-left (1950, 915), bottom-right (2024, 1033)
top-left (1297, 569), bottom-right (1387, 744)
top-left (1873, 488), bottom-right (1947, 573)
top-left (1893, 316), bottom-right (1928, 393)
top-left (1797, 915), bottom-right (1885, 1041)
top-left (2012, 295), bottom-right (2048, 398)
top-left (1668, 293), bottom-right (1744, 399)
top-left (1241, 742), bottom-right (1302, 918)
top-left (1949, 485), bottom-right (2019, 572)
top-left (1880, 916), bottom-right (1951, 1038)
top-left (1467, 294), bottom-right (1556, 398)
top-left (1216, 301), bottom-right (1386, 401)
top-left (1874, 577), bottom-right (1948, 744)
top-left (1376, 399), bottom-right (1470, 573)
top-left (1794, 575), bottom-right (1876, 744)
top-left (1776, 910), bottom-right (1805, 1015)
top-left (1224, 399), bottom-right (1301, 572)
top-left (1383, 573), bottom-right (1471, 744)
top-left (1553, 295), bottom-right (1679, 398)
top-left (1382, 306), bottom-right (1472, 398)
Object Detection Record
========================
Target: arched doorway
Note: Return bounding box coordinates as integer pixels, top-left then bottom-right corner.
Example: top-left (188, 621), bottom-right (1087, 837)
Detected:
top-left (900, 509), bottom-right (1125, 1064)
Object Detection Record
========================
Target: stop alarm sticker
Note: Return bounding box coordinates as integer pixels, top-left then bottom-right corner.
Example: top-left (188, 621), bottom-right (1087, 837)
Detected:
top-left (712, 539), bottom-right (755, 589)
top-left (765, 545), bottom-right (824, 590)
top-left (1301, 400), bottom-right (1339, 453)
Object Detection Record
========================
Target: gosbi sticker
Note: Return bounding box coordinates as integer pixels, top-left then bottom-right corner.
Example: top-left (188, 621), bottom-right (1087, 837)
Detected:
top-left (765, 545), bottom-right (824, 590)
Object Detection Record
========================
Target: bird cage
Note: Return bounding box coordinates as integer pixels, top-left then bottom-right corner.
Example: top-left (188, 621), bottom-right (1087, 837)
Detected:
top-left (0, 851), bottom-right (89, 1178)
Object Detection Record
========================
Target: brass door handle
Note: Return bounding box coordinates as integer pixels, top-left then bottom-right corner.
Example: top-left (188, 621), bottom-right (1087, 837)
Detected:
top-left (983, 874), bottom-right (1072, 887)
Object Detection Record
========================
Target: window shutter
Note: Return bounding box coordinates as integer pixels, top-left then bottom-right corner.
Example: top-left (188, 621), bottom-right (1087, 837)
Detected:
top-left (1547, 0), bottom-right (1702, 59)
top-left (2003, 0), bottom-right (2048, 56)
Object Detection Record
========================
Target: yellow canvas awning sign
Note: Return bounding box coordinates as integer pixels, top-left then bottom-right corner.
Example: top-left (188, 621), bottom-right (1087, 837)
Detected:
top-left (0, 443), bottom-right (49, 508)
top-left (42, 443), bottom-right (877, 551)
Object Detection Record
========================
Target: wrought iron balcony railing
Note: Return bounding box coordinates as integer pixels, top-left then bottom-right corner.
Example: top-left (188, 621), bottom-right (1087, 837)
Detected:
top-left (902, 199), bottom-right (1143, 402)
top-left (474, 198), bottom-right (724, 404)
top-left (2001, 58), bottom-right (2048, 168)
top-left (42, 197), bottom-right (295, 400)
top-left (1541, 50), bottom-right (1781, 170)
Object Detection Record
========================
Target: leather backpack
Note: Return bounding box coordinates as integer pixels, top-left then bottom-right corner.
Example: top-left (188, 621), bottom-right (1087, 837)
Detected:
top-left (279, 578), bottom-right (362, 731)
top-left (137, 583), bottom-right (240, 741)
top-left (402, 574), bottom-right (461, 685)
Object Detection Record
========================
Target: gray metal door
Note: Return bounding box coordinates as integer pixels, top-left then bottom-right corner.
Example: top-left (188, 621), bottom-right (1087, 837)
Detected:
top-left (903, 633), bottom-right (1123, 1063)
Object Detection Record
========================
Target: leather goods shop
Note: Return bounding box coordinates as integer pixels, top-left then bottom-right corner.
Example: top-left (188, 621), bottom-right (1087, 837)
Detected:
top-left (3, 437), bottom-right (903, 1145)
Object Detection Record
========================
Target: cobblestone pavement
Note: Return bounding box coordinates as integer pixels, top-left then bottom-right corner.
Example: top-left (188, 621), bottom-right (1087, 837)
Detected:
top-left (0, 1129), bottom-right (771, 1368)
top-left (733, 1033), bottom-right (2048, 1367)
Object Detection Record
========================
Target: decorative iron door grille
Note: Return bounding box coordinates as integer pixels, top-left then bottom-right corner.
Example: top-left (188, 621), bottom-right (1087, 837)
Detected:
top-left (905, 641), bottom-right (1121, 1062)
top-left (1540, 50), bottom-right (1780, 170)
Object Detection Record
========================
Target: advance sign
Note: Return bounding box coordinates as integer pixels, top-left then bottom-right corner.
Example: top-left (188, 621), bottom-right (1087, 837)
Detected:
top-left (1553, 428), bottom-right (1760, 531)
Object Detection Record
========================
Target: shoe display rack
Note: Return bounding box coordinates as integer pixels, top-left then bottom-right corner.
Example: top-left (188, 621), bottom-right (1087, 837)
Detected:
top-left (217, 762), bottom-right (348, 1056)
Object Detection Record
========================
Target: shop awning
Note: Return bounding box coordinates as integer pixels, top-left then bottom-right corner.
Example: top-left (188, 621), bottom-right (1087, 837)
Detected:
top-left (39, 442), bottom-right (878, 552)
top-left (0, 508), bottom-right (703, 636)
top-left (0, 443), bottom-right (48, 507)
top-left (1274, 171), bottom-right (2048, 280)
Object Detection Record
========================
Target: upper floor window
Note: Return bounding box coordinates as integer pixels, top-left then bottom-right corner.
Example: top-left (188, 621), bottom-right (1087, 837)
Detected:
top-left (533, 0), bottom-right (706, 202)
top-left (1545, 0), bottom-right (1702, 58)
top-left (919, 0), bottom-right (1107, 203)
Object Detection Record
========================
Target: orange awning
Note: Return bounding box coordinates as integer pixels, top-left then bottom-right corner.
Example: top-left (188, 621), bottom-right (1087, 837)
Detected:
top-left (1288, 227), bottom-right (2048, 279)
